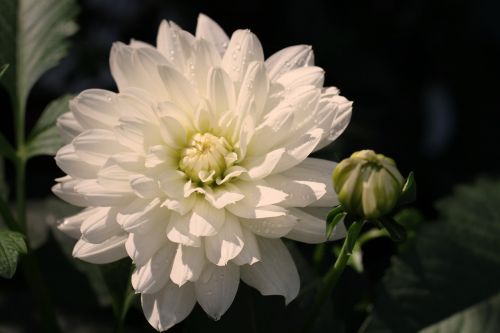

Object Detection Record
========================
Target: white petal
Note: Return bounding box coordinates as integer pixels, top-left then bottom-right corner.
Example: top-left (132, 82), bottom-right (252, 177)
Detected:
top-left (195, 262), bottom-right (240, 320)
top-left (166, 212), bottom-right (201, 247)
top-left (276, 66), bottom-right (324, 90)
top-left (55, 144), bottom-right (100, 179)
top-left (314, 95), bottom-right (353, 151)
top-left (57, 207), bottom-right (101, 239)
top-left (226, 202), bottom-right (287, 219)
top-left (145, 145), bottom-right (177, 169)
top-left (248, 104), bottom-right (294, 156)
top-left (189, 198), bottom-right (225, 237)
top-left (242, 148), bottom-right (285, 180)
top-left (158, 170), bottom-right (188, 198)
top-left (132, 241), bottom-right (177, 294)
top-left (222, 29), bottom-right (264, 84)
top-left (272, 128), bottom-right (324, 174)
top-left (126, 221), bottom-right (167, 266)
top-left (170, 244), bottom-right (206, 286)
top-left (281, 158), bottom-right (339, 207)
top-left (297, 207), bottom-right (346, 241)
top-left (73, 235), bottom-right (127, 264)
top-left (241, 215), bottom-right (297, 238)
top-left (158, 65), bottom-right (199, 111)
top-left (52, 178), bottom-right (88, 207)
top-left (203, 183), bottom-right (245, 209)
top-left (80, 207), bottom-right (122, 244)
top-left (234, 181), bottom-right (288, 207)
top-left (285, 208), bottom-right (328, 244)
top-left (240, 238), bottom-right (299, 304)
top-left (117, 198), bottom-right (166, 233)
top-left (265, 45), bottom-right (314, 81)
top-left (193, 40), bottom-right (222, 96)
top-left (109, 152), bottom-right (145, 173)
top-left (141, 280), bottom-right (196, 332)
top-left (110, 42), bottom-right (168, 99)
top-left (205, 214), bottom-right (244, 266)
top-left (232, 226), bottom-right (261, 265)
top-left (74, 179), bottom-right (133, 206)
top-left (195, 14), bottom-right (229, 56)
top-left (159, 114), bottom-right (188, 149)
top-left (72, 129), bottom-right (130, 166)
top-left (57, 112), bottom-right (84, 143)
top-left (70, 89), bottom-right (119, 130)
top-left (156, 20), bottom-right (194, 73)
top-left (207, 67), bottom-right (236, 114)
top-left (130, 175), bottom-right (161, 199)
top-left (236, 61), bottom-right (269, 118)
top-left (264, 173), bottom-right (327, 208)
top-left (97, 160), bottom-right (134, 191)
top-left (162, 195), bottom-right (197, 216)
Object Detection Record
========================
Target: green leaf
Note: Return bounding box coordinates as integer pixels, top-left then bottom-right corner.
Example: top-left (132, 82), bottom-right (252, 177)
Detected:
top-left (0, 229), bottom-right (27, 278)
top-left (420, 292), bottom-right (500, 333)
top-left (365, 179), bottom-right (500, 332)
top-left (26, 95), bottom-right (72, 157)
top-left (0, 0), bottom-right (78, 114)
top-left (0, 64), bottom-right (8, 78)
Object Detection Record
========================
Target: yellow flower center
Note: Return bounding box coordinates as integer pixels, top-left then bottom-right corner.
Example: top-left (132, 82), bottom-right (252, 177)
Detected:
top-left (179, 133), bottom-right (232, 184)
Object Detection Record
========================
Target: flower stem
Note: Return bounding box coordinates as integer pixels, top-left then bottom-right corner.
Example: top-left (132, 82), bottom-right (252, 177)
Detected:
top-left (301, 220), bottom-right (364, 332)
top-left (13, 113), bottom-right (62, 331)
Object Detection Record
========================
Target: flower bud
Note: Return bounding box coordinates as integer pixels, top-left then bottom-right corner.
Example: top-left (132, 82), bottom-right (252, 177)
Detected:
top-left (332, 150), bottom-right (405, 220)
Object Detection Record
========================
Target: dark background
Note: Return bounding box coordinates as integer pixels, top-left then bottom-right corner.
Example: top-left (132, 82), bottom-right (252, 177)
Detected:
top-left (1, 0), bottom-right (500, 331)
top-left (3, 0), bottom-right (499, 215)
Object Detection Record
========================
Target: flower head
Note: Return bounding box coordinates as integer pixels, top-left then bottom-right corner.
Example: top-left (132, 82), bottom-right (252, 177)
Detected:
top-left (53, 14), bottom-right (352, 331)
top-left (332, 150), bottom-right (404, 219)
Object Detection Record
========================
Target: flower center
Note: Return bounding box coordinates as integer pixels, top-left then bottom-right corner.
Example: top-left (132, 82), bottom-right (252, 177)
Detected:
top-left (179, 133), bottom-right (233, 184)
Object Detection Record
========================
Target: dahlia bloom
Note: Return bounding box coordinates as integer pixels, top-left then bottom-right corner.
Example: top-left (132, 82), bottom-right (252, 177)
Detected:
top-left (53, 14), bottom-right (352, 331)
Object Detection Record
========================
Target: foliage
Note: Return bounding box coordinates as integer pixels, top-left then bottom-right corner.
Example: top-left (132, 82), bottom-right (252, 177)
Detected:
top-left (0, 229), bottom-right (27, 278)
top-left (364, 179), bottom-right (500, 332)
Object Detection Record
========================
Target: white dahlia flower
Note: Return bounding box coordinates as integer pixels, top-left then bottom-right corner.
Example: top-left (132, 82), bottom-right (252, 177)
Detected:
top-left (53, 14), bottom-right (352, 331)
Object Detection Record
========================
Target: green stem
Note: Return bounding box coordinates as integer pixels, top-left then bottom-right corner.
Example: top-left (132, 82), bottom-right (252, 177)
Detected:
top-left (301, 220), bottom-right (364, 332)
top-left (0, 196), bottom-right (19, 232)
top-left (14, 109), bottom-right (61, 331)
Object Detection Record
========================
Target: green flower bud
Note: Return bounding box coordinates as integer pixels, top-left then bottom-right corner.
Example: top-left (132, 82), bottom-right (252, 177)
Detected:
top-left (332, 150), bottom-right (405, 220)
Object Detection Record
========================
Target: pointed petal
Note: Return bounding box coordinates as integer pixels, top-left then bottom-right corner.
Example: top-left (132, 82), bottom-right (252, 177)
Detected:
top-left (285, 208), bottom-right (329, 244)
top-left (195, 262), bottom-right (239, 320)
top-left (132, 241), bottom-right (177, 294)
top-left (166, 212), bottom-right (201, 247)
top-left (205, 214), bottom-right (244, 265)
top-left (141, 281), bottom-right (196, 332)
top-left (158, 65), bottom-right (199, 111)
top-left (281, 158), bottom-right (339, 207)
top-left (232, 226), bottom-right (261, 265)
top-left (240, 238), bottom-right (299, 304)
top-left (55, 144), bottom-right (100, 179)
top-left (80, 207), bottom-right (122, 244)
top-left (126, 221), bottom-right (167, 266)
top-left (241, 215), bottom-right (297, 238)
top-left (189, 198), bottom-right (225, 237)
top-left (196, 14), bottom-right (229, 55)
top-left (170, 244), bottom-right (206, 286)
top-left (57, 207), bottom-right (102, 239)
top-left (222, 29), bottom-right (264, 84)
top-left (242, 148), bottom-right (285, 180)
top-left (207, 67), bottom-right (236, 114)
top-left (116, 198), bottom-right (165, 233)
top-left (57, 112), bottom-right (83, 144)
top-left (70, 89), bottom-right (120, 130)
top-left (265, 45), bottom-right (314, 81)
top-left (73, 235), bottom-right (127, 264)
